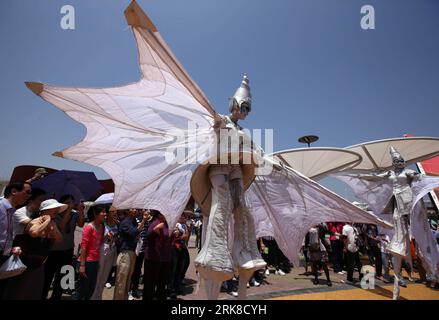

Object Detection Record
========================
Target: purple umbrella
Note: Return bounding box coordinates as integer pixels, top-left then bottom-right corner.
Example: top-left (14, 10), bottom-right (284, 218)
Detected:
top-left (32, 170), bottom-right (102, 203)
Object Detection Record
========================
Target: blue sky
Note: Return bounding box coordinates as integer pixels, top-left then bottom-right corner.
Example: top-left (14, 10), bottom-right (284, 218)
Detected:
top-left (1, 0), bottom-right (438, 199)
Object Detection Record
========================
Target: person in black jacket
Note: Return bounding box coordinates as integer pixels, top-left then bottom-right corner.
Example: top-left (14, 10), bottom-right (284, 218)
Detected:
top-left (113, 208), bottom-right (147, 300)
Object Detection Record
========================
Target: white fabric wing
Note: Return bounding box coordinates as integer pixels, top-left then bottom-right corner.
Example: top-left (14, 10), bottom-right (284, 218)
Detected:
top-left (412, 202), bottom-right (439, 279)
top-left (247, 164), bottom-right (392, 266)
top-left (331, 172), bottom-right (393, 215)
top-left (29, 23), bottom-right (216, 228)
top-left (411, 177), bottom-right (439, 278)
top-left (412, 176), bottom-right (439, 208)
top-left (333, 172), bottom-right (439, 215)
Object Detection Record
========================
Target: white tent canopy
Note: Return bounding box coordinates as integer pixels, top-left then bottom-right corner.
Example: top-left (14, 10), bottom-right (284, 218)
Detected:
top-left (272, 147), bottom-right (362, 180)
top-left (345, 137), bottom-right (439, 172)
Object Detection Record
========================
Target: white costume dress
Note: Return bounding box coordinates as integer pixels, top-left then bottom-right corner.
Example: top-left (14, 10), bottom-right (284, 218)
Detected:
top-left (387, 168), bottom-right (418, 299)
top-left (387, 169), bottom-right (418, 259)
top-left (194, 115), bottom-right (266, 284)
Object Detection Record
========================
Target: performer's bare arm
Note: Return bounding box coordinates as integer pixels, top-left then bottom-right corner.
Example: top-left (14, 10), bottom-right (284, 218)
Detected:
top-left (406, 171), bottom-right (422, 185)
top-left (357, 171), bottom-right (390, 182)
top-left (212, 112), bottom-right (226, 131)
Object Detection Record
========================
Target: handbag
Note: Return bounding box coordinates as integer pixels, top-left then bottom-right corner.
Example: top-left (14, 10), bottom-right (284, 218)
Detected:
top-left (0, 255), bottom-right (27, 280)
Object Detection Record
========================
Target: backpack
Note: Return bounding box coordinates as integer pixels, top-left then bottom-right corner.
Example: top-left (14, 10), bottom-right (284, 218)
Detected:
top-left (308, 228), bottom-right (320, 251)
top-left (353, 226), bottom-right (364, 248)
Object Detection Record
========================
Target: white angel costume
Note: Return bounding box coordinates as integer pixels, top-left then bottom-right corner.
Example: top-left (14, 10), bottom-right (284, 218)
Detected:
top-left (190, 76), bottom-right (266, 299)
top-left (193, 117), bottom-right (266, 281)
top-left (334, 145), bottom-right (439, 299)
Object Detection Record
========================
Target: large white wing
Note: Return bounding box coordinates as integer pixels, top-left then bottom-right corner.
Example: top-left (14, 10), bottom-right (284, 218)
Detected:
top-left (331, 172), bottom-right (393, 215)
top-left (411, 176), bottom-right (439, 278)
top-left (247, 162), bottom-right (392, 265)
top-left (25, 1), bottom-right (215, 227)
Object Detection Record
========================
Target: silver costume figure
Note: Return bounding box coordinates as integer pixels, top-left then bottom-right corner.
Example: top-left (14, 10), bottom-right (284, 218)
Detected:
top-left (350, 146), bottom-right (419, 299)
top-left (335, 144), bottom-right (439, 299)
top-left (385, 146), bottom-right (420, 300)
top-left (194, 74), bottom-right (266, 299)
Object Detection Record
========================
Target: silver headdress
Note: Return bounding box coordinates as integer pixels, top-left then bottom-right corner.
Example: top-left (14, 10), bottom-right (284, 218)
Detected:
top-left (389, 146), bottom-right (405, 165)
top-left (229, 73), bottom-right (252, 113)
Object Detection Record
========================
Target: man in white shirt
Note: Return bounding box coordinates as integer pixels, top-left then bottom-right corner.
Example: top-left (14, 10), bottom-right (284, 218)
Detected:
top-left (13, 188), bottom-right (46, 236)
top-left (342, 222), bottom-right (363, 283)
top-left (0, 182), bottom-right (32, 297)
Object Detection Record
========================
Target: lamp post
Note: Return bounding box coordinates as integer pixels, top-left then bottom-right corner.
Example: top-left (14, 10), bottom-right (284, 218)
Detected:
top-left (298, 135), bottom-right (319, 148)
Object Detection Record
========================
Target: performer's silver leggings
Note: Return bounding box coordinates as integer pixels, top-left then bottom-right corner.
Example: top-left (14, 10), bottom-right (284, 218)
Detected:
top-left (195, 165), bottom-right (262, 281)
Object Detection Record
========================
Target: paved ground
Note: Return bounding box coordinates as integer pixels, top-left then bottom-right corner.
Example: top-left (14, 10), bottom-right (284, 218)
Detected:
top-left (272, 284), bottom-right (439, 300)
top-left (71, 232), bottom-right (439, 300)
top-left (181, 248), bottom-right (439, 300)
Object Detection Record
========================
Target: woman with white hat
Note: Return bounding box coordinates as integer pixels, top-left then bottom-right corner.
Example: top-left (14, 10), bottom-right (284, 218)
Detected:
top-left (3, 199), bottom-right (66, 299)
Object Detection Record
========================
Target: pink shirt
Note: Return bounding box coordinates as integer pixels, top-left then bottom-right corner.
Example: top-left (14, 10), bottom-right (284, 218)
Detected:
top-left (80, 224), bottom-right (103, 262)
top-left (327, 222), bottom-right (344, 241)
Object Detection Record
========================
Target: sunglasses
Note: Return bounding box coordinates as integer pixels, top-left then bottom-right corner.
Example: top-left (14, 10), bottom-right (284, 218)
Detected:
top-left (240, 104), bottom-right (250, 114)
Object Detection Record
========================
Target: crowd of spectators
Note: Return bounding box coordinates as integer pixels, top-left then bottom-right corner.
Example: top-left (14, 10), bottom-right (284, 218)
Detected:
top-left (1, 172), bottom-right (438, 300)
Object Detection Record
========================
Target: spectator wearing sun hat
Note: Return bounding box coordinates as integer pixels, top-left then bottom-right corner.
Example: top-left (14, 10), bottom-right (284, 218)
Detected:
top-left (42, 194), bottom-right (85, 300)
top-left (3, 199), bottom-right (66, 300)
top-left (0, 182), bottom-right (32, 298)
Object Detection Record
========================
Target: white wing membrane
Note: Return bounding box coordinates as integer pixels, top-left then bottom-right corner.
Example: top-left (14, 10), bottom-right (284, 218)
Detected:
top-left (28, 5), bottom-right (216, 227)
top-left (248, 164), bottom-right (392, 265)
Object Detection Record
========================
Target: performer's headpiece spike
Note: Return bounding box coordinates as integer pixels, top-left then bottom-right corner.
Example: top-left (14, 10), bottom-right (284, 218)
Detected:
top-left (389, 146), bottom-right (405, 166)
top-left (229, 73), bottom-right (252, 113)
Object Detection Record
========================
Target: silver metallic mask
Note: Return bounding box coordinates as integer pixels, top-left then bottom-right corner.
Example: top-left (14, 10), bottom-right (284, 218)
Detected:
top-left (229, 74), bottom-right (252, 113)
top-left (389, 146), bottom-right (405, 167)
